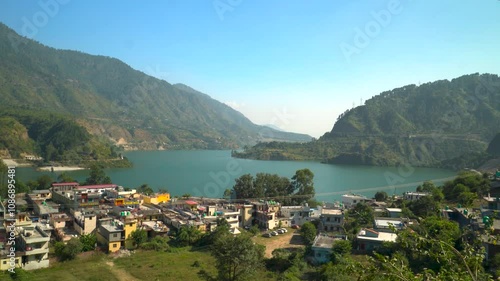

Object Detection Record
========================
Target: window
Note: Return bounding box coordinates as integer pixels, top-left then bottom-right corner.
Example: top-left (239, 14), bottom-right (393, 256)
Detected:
top-left (113, 233), bottom-right (118, 237)
top-left (113, 244), bottom-right (118, 248)
top-left (3, 261), bottom-right (6, 264)
top-left (129, 223), bottom-right (133, 227)
top-left (89, 217), bottom-right (93, 220)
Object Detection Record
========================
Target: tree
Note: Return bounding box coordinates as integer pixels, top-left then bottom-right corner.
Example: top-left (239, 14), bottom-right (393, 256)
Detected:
top-left (177, 226), bottom-right (201, 246)
top-left (54, 238), bottom-right (82, 261)
top-left (57, 172), bottom-right (75, 183)
top-left (79, 233), bottom-right (96, 252)
top-left (458, 191), bottom-right (477, 207)
top-left (407, 196), bottom-right (440, 218)
top-left (300, 222), bottom-right (317, 246)
top-left (232, 174), bottom-right (254, 199)
top-left (137, 184), bottom-right (154, 196)
top-left (223, 188), bottom-right (232, 200)
top-left (290, 169), bottom-right (315, 205)
top-left (208, 234), bottom-right (265, 281)
top-left (374, 191), bottom-right (388, 202)
top-left (36, 175), bottom-right (53, 190)
top-left (158, 187), bottom-right (169, 194)
top-left (332, 240), bottom-right (352, 258)
top-left (84, 163), bottom-right (111, 185)
top-left (129, 229), bottom-right (148, 248)
top-left (420, 216), bottom-right (460, 245)
top-left (182, 193), bottom-right (191, 199)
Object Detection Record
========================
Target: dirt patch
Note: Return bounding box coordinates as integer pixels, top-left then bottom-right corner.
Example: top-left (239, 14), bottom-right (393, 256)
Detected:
top-left (254, 231), bottom-right (305, 258)
top-left (106, 260), bottom-right (141, 281)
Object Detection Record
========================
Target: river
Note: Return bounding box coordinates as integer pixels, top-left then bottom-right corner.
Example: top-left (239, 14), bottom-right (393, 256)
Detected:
top-left (15, 150), bottom-right (456, 203)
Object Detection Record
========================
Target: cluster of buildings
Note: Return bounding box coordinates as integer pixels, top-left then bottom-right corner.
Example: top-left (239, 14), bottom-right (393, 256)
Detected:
top-left (2, 175), bottom-right (500, 270)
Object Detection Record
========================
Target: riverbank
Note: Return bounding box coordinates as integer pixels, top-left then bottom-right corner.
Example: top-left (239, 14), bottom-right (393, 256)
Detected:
top-left (1, 158), bottom-right (32, 167)
top-left (37, 166), bottom-right (86, 172)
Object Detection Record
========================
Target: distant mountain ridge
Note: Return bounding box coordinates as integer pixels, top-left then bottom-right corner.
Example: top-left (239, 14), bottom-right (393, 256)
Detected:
top-left (0, 22), bottom-right (312, 152)
top-left (234, 73), bottom-right (500, 169)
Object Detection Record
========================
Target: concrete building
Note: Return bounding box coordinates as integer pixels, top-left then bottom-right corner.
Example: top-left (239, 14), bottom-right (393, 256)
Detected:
top-left (74, 211), bottom-right (97, 235)
top-left (96, 219), bottom-right (124, 253)
top-left (373, 217), bottom-right (411, 233)
top-left (356, 228), bottom-right (397, 253)
top-left (51, 182), bottom-right (80, 193)
top-left (403, 192), bottom-right (429, 201)
top-left (385, 208), bottom-right (403, 218)
top-left (311, 234), bottom-right (347, 264)
top-left (17, 224), bottom-right (51, 270)
top-left (319, 208), bottom-right (344, 232)
top-left (143, 193), bottom-right (170, 204)
top-left (341, 194), bottom-right (370, 208)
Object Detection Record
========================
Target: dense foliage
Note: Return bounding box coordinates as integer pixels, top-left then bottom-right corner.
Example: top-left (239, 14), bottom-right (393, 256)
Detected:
top-left (0, 108), bottom-right (129, 166)
top-left (231, 169), bottom-right (315, 205)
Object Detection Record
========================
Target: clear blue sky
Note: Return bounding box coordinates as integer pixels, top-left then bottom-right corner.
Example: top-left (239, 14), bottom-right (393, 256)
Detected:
top-left (1, 0), bottom-right (499, 137)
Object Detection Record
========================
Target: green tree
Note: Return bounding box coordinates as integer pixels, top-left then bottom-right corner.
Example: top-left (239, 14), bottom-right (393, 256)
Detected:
top-left (223, 188), bottom-right (233, 200)
top-left (137, 184), bottom-right (154, 196)
top-left (84, 163), bottom-right (111, 185)
top-left (54, 238), bottom-right (82, 261)
top-left (374, 191), bottom-right (388, 202)
top-left (79, 233), bottom-right (96, 252)
top-left (36, 174), bottom-right (53, 190)
top-left (420, 216), bottom-right (460, 245)
top-left (208, 234), bottom-right (265, 281)
top-left (331, 240), bottom-right (352, 262)
top-left (57, 172), bottom-right (75, 183)
top-left (129, 229), bottom-right (148, 247)
top-left (177, 226), bottom-right (201, 246)
top-left (232, 174), bottom-right (254, 199)
top-left (407, 196), bottom-right (440, 218)
top-left (290, 169), bottom-right (315, 205)
top-left (300, 222), bottom-right (317, 246)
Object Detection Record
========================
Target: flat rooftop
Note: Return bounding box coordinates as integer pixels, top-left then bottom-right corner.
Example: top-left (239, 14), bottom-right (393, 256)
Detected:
top-left (312, 235), bottom-right (342, 249)
top-left (386, 208), bottom-right (402, 212)
top-left (374, 218), bottom-right (404, 228)
top-left (322, 209), bottom-right (342, 215)
top-left (357, 229), bottom-right (397, 243)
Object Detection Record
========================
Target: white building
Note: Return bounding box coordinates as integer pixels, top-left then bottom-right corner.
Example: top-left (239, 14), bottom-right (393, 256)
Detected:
top-left (341, 194), bottom-right (370, 208)
top-left (403, 192), bottom-right (429, 201)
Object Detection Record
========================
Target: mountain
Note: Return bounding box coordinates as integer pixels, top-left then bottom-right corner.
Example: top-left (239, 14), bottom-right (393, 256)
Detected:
top-left (234, 73), bottom-right (500, 169)
top-left (0, 23), bottom-right (312, 155)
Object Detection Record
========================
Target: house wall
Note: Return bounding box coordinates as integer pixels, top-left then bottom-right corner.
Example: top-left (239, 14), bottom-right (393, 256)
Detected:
top-left (144, 193), bottom-right (171, 204)
top-left (0, 257), bottom-right (21, 271)
top-left (108, 241), bottom-right (121, 253)
top-left (312, 247), bottom-right (332, 264)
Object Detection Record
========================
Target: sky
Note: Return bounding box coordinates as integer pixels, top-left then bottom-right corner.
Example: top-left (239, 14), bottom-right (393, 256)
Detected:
top-left (1, 0), bottom-right (499, 138)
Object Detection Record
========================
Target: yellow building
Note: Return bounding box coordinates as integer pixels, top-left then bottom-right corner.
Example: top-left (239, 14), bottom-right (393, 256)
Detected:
top-left (0, 255), bottom-right (21, 271)
top-left (123, 215), bottom-right (137, 249)
top-left (143, 193), bottom-right (170, 204)
top-left (96, 215), bottom-right (138, 252)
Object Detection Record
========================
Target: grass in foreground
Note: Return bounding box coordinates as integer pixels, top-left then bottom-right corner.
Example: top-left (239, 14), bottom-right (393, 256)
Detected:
top-left (1, 252), bottom-right (119, 281)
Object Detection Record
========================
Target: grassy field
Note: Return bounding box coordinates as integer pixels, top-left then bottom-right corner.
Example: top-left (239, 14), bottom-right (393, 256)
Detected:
top-left (1, 246), bottom-right (279, 281)
top-left (1, 252), bottom-right (119, 281)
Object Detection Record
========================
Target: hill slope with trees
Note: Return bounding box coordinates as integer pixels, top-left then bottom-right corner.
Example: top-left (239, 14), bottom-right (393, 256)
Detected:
top-left (234, 73), bottom-right (500, 169)
top-left (0, 22), bottom-right (311, 154)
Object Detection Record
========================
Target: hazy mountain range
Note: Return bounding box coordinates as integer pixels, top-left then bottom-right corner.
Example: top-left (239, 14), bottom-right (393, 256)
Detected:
top-left (0, 22), bottom-right (311, 162)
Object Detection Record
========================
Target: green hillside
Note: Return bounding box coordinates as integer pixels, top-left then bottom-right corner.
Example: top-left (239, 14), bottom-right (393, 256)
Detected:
top-left (0, 23), bottom-right (311, 153)
top-left (234, 73), bottom-right (500, 169)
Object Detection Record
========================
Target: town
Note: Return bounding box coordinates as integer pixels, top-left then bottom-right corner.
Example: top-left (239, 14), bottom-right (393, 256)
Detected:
top-left (1, 168), bottom-right (500, 280)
